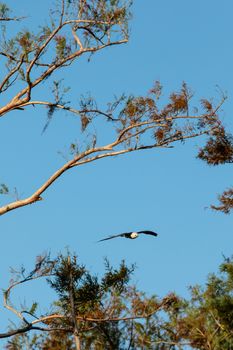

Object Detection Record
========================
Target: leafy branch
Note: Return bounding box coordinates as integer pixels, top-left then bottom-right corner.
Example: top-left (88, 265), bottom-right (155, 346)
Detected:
top-left (0, 82), bottom-right (227, 216)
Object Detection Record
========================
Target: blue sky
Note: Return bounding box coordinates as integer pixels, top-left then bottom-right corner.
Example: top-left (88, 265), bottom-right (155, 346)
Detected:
top-left (0, 0), bottom-right (233, 334)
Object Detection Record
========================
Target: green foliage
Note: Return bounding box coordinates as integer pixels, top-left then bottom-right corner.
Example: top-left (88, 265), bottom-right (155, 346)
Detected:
top-left (0, 0), bottom-right (232, 348)
top-left (69, 142), bottom-right (79, 155)
top-left (48, 254), bottom-right (86, 296)
top-left (78, 94), bottom-right (97, 131)
top-left (38, 25), bottom-right (52, 43)
top-left (0, 3), bottom-right (10, 18)
top-left (0, 0), bottom-right (132, 96)
top-left (161, 257), bottom-right (233, 349)
top-left (0, 183), bottom-right (8, 194)
top-left (55, 35), bottom-right (71, 59)
top-left (43, 80), bottom-right (71, 133)
top-left (66, 0), bottom-right (132, 48)
top-left (47, 253), bottom-right (134, 317)
top-left (102, 258), bottom-right (134, 294)
top-left (28, 302), bottom-right (38, 315)
top-left (5, 256), bottom-right (233, 349)
top-left (1, 38), bottom-right (19, 64)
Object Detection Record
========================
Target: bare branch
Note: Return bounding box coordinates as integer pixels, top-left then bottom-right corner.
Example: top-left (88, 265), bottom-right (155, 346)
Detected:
top-left (3, 260), bottom-right (54, 324)
top-left (72, 129), bottom-right (210, 168)
top-left (0, 54), bottom-right (25, 92)
top-left (20, 100), bottom-right (119, 121)
top-left (0, 302), bottom-right (163, 340)
top-left (0, 144), bottom-right (112, 216)
top-left (60, 0), bottom-right (65, 26)
top-left (0, 16), bottom-right (25, 22)
top-left (72, 26), bottom-right (83, 50)
top-left (0, 324), bottom-right (33, 339)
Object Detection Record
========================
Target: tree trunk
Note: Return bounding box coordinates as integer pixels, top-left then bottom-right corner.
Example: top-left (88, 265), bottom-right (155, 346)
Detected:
top-left (68, 256), bottom-right (81, 350)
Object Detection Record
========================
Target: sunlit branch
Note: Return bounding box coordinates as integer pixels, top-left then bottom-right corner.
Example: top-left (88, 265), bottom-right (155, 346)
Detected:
top-left (72, 129), bottom-right (210, 168)
top-left (0, 144), bottom-right (112, 216)
top-left (0, 6), bottom-right (128, 117)
top-left (1, 264), bottom-right (171, 341)
top-left (0, 113), bottom-right (218, 216)
top-left (72, 27), bottom-right (83, 50)
top-left (0, 306), bottom-right (163, 340)
top-left (3, 271), bottom-right (53, 325)
top-left (0, 39), bottom-right (127, 117)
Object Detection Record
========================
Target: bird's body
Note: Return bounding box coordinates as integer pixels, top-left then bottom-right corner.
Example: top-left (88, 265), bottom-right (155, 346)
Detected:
top-left (98, 230), bottom-right (158, 242)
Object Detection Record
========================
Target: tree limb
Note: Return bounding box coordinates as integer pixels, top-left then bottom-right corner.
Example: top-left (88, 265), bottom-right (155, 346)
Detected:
top-left (0, 119), bottom-right (217, 216)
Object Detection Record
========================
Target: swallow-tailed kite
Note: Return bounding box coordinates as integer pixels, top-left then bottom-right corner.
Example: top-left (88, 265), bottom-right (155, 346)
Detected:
top-left (98, 230), bottom-right (158, 242)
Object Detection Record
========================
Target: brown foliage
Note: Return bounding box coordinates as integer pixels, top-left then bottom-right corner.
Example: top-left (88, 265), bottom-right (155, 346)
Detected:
top-left (198, 129), bottom-right (233, 165)
top-left (160, 82), bottom-right (191, 117)
top-left (201, 98), bottom-right (213, 112)
top-left (36, 331), bottom-right (75, 350)
top-left (81, 115), bottom-right (90, 131)
top-left (169, 92), bottom-right (188, 113)
top-left (211, 188), bottom-right (233, 214)
top-left (155, 128), bottom-right (165, 142)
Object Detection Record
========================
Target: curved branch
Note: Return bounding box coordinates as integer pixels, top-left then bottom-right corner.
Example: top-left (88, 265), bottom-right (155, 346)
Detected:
top-left (30, 300), bottom-right (165, 328)
top-left (0, 305), bottom-right (162, 340)
top-left (0, 54), bottom-right (25, 92)
top-left (0, 118), bottom-right (214, 216)
top-left (0, 39), bottom-right (127, 117)
top-left (0, 324), bottom-right (75, 339)
top-left (0, 8), bottom-right (128, 118)
top-left (21, 100), bottom-right (119, 121)
top-left (0, 324), bottom-right (33, 339)
top-left (3, 267), bottom-right (54, 327)
top-left (72, 129), bottom-right (209, 168)
top-left (0, 145), bottom-right (112, 216)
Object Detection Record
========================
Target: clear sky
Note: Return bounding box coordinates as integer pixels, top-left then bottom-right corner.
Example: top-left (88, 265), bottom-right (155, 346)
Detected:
top-left (0, 0), bottom-right (233, 334)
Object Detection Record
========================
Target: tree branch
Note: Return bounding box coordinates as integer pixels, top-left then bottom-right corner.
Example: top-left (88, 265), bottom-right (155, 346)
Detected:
top-left (20, 100), bottom-right (119, 121)
top-left (67, 256), bottom-right (81, 350)
top-left (0, 54), bottom-right (25, 92)
top-left (0, 118), bottom-right (216, 216)
top-left (0, 16), bottom-right (25, 22)
top-left (0, 5), bottom-right (129, 117)
top-left (0, 145), bottom-right (112, 216)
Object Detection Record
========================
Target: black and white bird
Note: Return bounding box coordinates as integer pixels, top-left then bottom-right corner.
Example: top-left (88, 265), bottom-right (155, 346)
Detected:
top-left (98, 230), bottom-right (158, 242)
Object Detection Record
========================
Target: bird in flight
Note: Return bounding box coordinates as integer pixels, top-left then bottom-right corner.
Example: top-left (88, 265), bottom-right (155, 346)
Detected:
top-left (98, 230), bottom-right (158, 242)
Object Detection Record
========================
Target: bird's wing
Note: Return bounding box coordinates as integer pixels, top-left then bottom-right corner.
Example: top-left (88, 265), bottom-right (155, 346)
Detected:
top-left (138, 230), bottom-right (158, 237)
top-left (98, 233), bottom-right (127, 242)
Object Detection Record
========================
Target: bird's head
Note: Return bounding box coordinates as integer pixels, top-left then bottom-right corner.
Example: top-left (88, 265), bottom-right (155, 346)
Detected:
top-left (130, 232), bottom-right (138, 239)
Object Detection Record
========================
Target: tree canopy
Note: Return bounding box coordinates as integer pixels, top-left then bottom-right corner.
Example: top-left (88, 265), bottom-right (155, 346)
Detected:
top-left (0, 1), bottom-right (232, 349)
top-left (0, 0), bottom-right (230, 216)
top-left (3, 254), bottom-right (233, 349)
